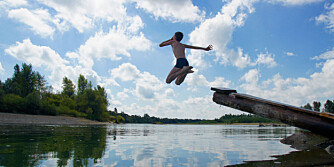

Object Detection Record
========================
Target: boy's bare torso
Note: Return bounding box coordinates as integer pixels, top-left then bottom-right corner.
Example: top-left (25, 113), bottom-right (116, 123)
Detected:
top-left (171, 41), bottom-right (186, 59)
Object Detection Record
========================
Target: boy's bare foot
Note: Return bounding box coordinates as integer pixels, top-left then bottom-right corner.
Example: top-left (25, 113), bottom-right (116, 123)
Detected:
top-left (176, 66), bottom-right (192, 76)
top-left (180, 66), bottom-right (193, 75)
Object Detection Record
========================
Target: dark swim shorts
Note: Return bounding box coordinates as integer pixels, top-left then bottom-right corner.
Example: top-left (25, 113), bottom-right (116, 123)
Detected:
top-left (175, 58), bottom-right (189, 69)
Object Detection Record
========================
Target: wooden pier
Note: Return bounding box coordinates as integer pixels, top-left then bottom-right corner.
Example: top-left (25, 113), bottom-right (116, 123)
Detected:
top-left (211, 87), bottom-right (334, 139)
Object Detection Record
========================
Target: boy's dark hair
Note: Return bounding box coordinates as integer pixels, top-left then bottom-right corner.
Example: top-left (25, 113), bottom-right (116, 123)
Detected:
top-left (175, 32), bottom-right (183, 41)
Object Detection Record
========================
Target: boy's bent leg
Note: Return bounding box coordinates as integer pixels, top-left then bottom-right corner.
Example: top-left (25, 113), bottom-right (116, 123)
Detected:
top-left (166, 67), bottom-right (181, 84)
top-left (175, 73), bottom-right (187, 85)
top-left (175, 66), bottom-right (193, 85)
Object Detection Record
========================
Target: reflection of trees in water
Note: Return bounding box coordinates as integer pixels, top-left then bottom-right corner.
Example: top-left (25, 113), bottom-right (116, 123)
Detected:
top-left (219, 126), bottom-right (295, 140)
top-left (0, 125), bottom-right (107, 167)
top-left (229, 130), bottom-right (334, 167)
top-left (228, 148), bottom-right (334, 167)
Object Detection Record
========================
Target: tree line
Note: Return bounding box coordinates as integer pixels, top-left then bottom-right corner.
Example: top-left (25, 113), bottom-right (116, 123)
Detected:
top-left (302, 100), bottom-right (334, 113)
top-left (109, 111), bottom-right (275, 124)
top-left (0, 63), bottom-right (112, 122)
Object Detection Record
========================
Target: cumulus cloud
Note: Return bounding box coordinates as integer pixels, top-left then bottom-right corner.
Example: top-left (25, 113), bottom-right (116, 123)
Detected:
top-left (186, 71), bottom-right (231, 89)
top-left (111, 63), bottom-right (141, 82)
top-left (312, 48), bottom-right (334, 60)
top-left (210, 77), bottom-right (232, 88)
top-left (8, 8), bottom-right (57, 38)
top-left (316, 2), bottom-right (334, 32)
top-left (240, 59), bottom-right (334, 106)
top-left (4, 0), bottom-right (144, 38)
top-left (38, 0), bottom-right (127, 32)
top-left (106, 63), bottom-right (235, 119)
top-left (4, 39), bottom-right (99, 91)
top-left (268, 0), bottom-right (323, 6)
top-left (189, 0), bottom-right (258, 69)
top-left (241, 68), bottom-right (259, 84)
top-left (0, 62), bottom-right (4, 75)
top-left (132, 0), bottom-right (205, 23)
top-left (256, 52), bottom-right (277, 68)
top-left (117, 88), bottom-right (130, 100)
top-left (0, 0), bottom-right (27, 11)
top-left (108, 63), bottom-right (166, 100)
top-left (186, 71), bottom-right (210, 87)
top-left (5, 39), bottom-right (68, 67)
top-left (66, 28), bottom-right (152, 69)
top-left (285, 52), bottom-right (295, 56)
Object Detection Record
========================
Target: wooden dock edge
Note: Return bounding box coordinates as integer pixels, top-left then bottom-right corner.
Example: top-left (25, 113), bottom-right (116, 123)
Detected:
top-left (211, 87), bottom-right (334, 139)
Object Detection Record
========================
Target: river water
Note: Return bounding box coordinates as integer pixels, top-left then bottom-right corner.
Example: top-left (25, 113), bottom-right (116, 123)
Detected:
top-left (0, 124), bottom-right (333, 166)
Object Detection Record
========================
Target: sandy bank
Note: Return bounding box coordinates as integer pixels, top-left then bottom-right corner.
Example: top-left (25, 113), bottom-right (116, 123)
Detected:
top-left (0, 112), bottom-right (108, 125)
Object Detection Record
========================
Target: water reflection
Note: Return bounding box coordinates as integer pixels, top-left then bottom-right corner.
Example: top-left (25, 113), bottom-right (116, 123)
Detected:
top-left (230, 148), bottom-right (334, 167)
top-left (0, 125), bottom-right (107, 167)
top-left (0, 124), bottom-right (333, 166)
top-left (103, 124), bottom-right (297, 166)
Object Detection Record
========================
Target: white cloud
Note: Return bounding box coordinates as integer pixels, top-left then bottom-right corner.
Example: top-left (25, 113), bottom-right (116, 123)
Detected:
top-left (66, 28), bottom-right (152, 69)
top-left (285, 52), bottom-right (295, 56)
top-left (117, 88), bottom-right (130, 100)
top-left (111, 63), bottom-right (141, 82)
top-left (106, 63), bottom-right (236, 119)
top-left (240, 59), bottom-right (334, 106)
top-left (4, 0), bottom-right (144, 37)
top-left (241, 68), bottom-right (259, 84)
top-left (132, 0), bottom-right (205, 23)
top-left (268, 0), bottom-right (323, 6)
top-left (312, 48), bottom-right (334, 60)
top-left (0, 0), bottom-right (27, 8)
top-left (104, 62), bottom-right (241, 119)
top-left (108, 63), bottom-right (166, 100)
top-left (256, 52), bottom-right (277, 68)
top-left (315, 2), bottom-right (334, 32)
top-left (135, 72), bottom-right (165, 100)
top-left (4, 39), bottom-right (99, 91)
top-left (5, 39), bottom-right (68, 67)
top-left (186, 71), bottom-right (210, 87)
top-left (210, 77), bottom-right (231, 88)
top-left (38, 0), bottom-right (127, 32)
top-left (8, 8), bottom-right (56, 38)
top-left (189, 0), bottom-right (258, 69)
top-left (185, 71), bottom-right (231, 88)
top-left (0, 62), bottom-right (4, 75)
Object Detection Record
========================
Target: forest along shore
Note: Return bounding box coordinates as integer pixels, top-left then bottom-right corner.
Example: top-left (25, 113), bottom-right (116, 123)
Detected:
top-left (0, 112), bottom-right (107, 125)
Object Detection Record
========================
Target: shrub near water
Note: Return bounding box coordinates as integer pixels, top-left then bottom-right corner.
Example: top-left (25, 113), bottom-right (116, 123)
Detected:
top-left (0, 63), bottom-right (113, 122)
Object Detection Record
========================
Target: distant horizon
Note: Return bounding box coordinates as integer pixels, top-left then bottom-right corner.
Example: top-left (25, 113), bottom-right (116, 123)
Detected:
top-left (1, 0), bottom-right (334, 119)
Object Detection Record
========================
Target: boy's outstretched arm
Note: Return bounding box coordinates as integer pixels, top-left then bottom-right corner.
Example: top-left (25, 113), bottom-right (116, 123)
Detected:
top-left (159, 38), bottom-right (173, 47)
top-left (184, 44), bottom-right (213, 51)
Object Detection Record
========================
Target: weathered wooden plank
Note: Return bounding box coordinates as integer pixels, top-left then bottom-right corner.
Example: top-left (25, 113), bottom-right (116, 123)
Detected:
top-left (233, 93), bottom-right (322, 117)
top-left (211, 88), bottom-right (334, 139)
top-left (210, 87), bottom-right (237, 94)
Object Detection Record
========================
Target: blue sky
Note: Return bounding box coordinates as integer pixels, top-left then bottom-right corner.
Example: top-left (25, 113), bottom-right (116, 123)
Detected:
top-left (1, 0), bottom-right (334, 119)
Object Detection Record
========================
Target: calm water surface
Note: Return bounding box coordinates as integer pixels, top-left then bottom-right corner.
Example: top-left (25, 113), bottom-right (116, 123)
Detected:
top-left (0, 124), bottom-right (332, 166)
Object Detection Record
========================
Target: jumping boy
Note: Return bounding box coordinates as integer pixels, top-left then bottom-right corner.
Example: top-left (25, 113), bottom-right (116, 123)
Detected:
top-left (159, 32), bottom-right (213, 85)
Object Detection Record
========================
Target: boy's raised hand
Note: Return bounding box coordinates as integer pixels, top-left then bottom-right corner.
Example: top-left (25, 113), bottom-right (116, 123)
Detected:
top-left (205, 45), bottom-right (213, 51)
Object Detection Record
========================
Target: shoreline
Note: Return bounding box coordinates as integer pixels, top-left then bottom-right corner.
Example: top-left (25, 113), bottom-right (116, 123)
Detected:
top-left (0, 112), bottom-right (108, 125)
top-left (0, 112), bottom-right (287, 126)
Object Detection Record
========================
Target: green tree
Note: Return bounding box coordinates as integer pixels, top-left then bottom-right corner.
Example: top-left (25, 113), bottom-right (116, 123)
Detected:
top-left (20, 64), bottom-right (35, 97)
top-left (116, 115), bottom-right (125, 123)
top-left (303, 103), bottom-right (312, 110)
top-left (34, 72), bottom-right (46, 93)
top-left (25, 91), bottom-right (41, 115)
top-left (1, 94), bottom-right (25, 113)
top-left (313, 101), bottom-right (321, 112)
top-left (324, 100), bottom-right (334, 113)
top-left (4, 64), bottom-right (46, 97)
top-left (78, 75), bottom-right (88, 95)
top-left (62, 77), bottom-right (76, 97)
